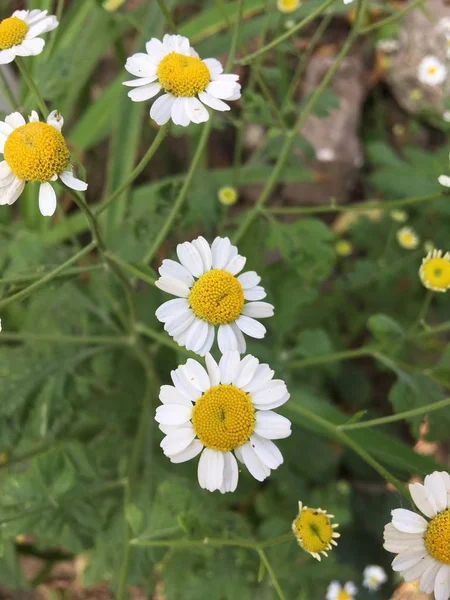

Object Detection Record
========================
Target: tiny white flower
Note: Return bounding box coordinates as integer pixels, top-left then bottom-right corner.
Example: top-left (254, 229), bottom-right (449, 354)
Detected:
top-left (376, 39), bottom-right (401, 53)
top-left (384, 471), bottom-right (450, 600)
top-left (155, 236), bottom-right (274, 356)
top-left (0, 110), bottom-right (87, 217)
top-left (418, 56), bottom-right (447, 86)
top-left (396, 226), bottom-right (419, 250)
top-left (316, 147), bottom-right (335, 162)
top-left (438, 174), bottom-right (450, 188)
top-left (326, 581), bottom-right (357, 600)
top-left (437, 17), bottom-right (450, 37)
top-left (155, 351), bottom-right (291, 492)
top-left (343, 0), bottom-right (354, 5)
top-left (0, 10), bottom-right (58, 65)
top-left (443, 111), bottom-right (450, 122)
top-left (123, 34), bottom-right (241, 127)
top-left (363, 565), bottom-right (388, 591)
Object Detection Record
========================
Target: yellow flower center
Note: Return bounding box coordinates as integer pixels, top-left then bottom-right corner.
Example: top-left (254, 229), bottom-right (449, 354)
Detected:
top-left (427, 66), bottom-right (438, 76)
top-left (188, 269), bottom-right (244, 326)
top-left (292, 508), bottom-right (334, 554)
top-left (0, 16), bottom-right (28, 50)
top-left (191, 384), bottom-right (255, 452)
top-left (218, 186), bottom-right (238, 206)
top-left (421, 257), bottom-right (450, 291)
top-left (277, 0), bottom-right (300, 13)
top-left (337, 591), bottom-right (350, 600)
top-left (157, 52), bottom-right (210, 97)
top-left (4, 122), bottom-right (70, 183)
top-left (425, 508), bottom-right (450, 564)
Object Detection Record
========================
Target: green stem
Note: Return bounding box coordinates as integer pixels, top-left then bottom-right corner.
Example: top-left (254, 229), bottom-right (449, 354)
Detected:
top-left (213, 0), bottom-right (232, 27)
top-left (288, 347), bottom-right (372, 370)
top-left (236, 0), bottom-right (335, 65)
top-left (0, 331), bottom-right (130, 346)
top-left (156, 0), bottom-right (177, 32)
top-left (411, 290), bottom-right (434, 331)
top-left (132, 537), bottom-right (259, 549)
top-left (97, 124), bottom-right (170, 217)
top-left (16, 58), bottom-right (49, 117)
top-left (252, 66), bottom-right (286, 130)
top-left (340, 397), bottom-right (450, 431)
top-left (135, 321), bottom-right (191, 355)
top-left (0, 241), bottom-right (96, 310)
top-left (257, 549), bottom-right (287, 600)
top-left (226, 0), bottom-right (245, 69)
top-left (0, 68), bottom-right (17, 109)
top-left (143, 119), bottom-right (213, 264)
top-left (105, 252), bottom-right (156, 286)
top-left (45, 0), bottom-right (64, 57)
top-left (66, 188), bottom-right (106, 251)
top-left (0, 264), bottom-right (102, 285)
top-left (360, 0), bottom-right (424, 33)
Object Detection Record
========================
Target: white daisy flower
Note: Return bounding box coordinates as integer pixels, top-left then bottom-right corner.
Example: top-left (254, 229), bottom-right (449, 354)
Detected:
top-left (396, 226), bottom-right (419, 250)
top-left (326, 581), bottom-right (357, 600)
top-left (384, 471), bottom-right (450, 600)
top-left (438, 17), bottom-right (450, 37)
top-left (155, 236), bottom-right (274, 356)
top-left (123, 34), bottom-right (241, 127)
top-left (418, 56), bottom-right (447, 86)
top-left (0, 10), bottom-right (58, 65)
top-left (0, 110), bottom-right (87, 217)
top-left (363, 565), bottom-right (388, 591)
top-left (155, 351), bottom-right (291, 493)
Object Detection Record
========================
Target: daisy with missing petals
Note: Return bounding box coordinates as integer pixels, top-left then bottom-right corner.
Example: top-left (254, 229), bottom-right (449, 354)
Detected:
top-left (292, 501), bottom-right (340, 561)
top-left (384, 471), bottom-right (450, 600)
top-left (326, 581), bottom-right (357, 600)
top-left (0, 111), bottom-right (87, 217)
top-left (419, 249), bottom-right (450, 292)
top-left (363, 565), bottom-right (388, 591)
top-left (124, 34), bottom-right (240, 126)
top-left (418, 56), bottom-right (447, 86)
top-left (155, 351), bottom-right (291, 493)
top-left (0, 10), bottom-right (58, 64)
top-left (396, 226), bottom-right (419, 250)
top-left (155, 236), bottom-right (274, 356)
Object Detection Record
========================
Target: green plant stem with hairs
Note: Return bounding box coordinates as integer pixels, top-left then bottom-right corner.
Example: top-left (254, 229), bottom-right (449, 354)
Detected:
top-left (16, 58), bottom-right (49, 117)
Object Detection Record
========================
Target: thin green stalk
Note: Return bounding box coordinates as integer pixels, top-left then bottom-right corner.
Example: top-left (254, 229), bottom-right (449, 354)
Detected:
top-left (252, 67), bottom-right (287, 130)
top-left (132, 537), bottom-right (258, 549)
top-left (340, 397), bottom-right (450, 431)
top-left (156, 0), bottom-right (177, 32)
top-left (226, 0), bottom-right (245, 69)
top-left (0, 331), bottom-right (131, 346)
top-left (416, 321), bottom-right (450, 338)
top-left (289, 404), bottom-right (410, 499)
top-left (360, 0), bottom-right (424, 33)
top-left (45, 0), bottom-right (64, 57)
top-left (66, 188), bottom-right (106, 251)
top-left (16, 58), bottom-right (48, 117)
top-left (213, 0), bottom-right (232, 27)
top-left (257, 549), bottom-right (287, 600)
top-left (236, 0), bottom-right (335, 65)
top-left (97, 124), bottom-right (170, 217)
top-left (288, 347), bottom-right (372, 370)
top-left (135, 321), bottom-right (191, 355)
top-left (411, 290), bottom-right (433, 331)
top-left (0, 263), bottom-right (102, 285)
top-left (143, 119), bottom-right (213, 264)
top-left (0, 68), bottom-right (17, 109)
top-left (105, 252), bottom-right (156, 285)
top-left (265, 191), bottom-right (443, 216)
top-left (0, 241), bottom-right (96, 310)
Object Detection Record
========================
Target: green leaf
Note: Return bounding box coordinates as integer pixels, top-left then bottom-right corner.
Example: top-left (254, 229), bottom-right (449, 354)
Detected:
top-left (126, 504), bottom-right (143, 536)
top-left (367, 314), bottom-right (404, 343)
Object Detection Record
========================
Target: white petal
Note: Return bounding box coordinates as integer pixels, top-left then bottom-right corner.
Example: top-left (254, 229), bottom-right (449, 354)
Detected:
top-left (252, 381), bottom-right (289, 408)
top-left (156, 298), bottom-right (190, 322)
top-left (46, 109), bottom-right (64, 131)
top-left (26, 16), bottom-right (58, 38)
top-left (220, 452), bottom-right (239, 493)
top-left (392, 548), bottom-right (428, 572)
top-left (205, 353), bottom-right (220, 387)
top-left (161, 426), bottom-right (196, 456)
top-left (59, 170), bottom-right (87, 191)
top-left (402, 555), bottom-right (435, 582)
top-left (159, 385), bottom-right (193, 407)
top-left (171, 97), bottom-right (190, 127)
top-left (0, 177), bottom-right (25, 206)
top-left (165, 311), bottom-right (195, 336)
top-left (171, 368), bottom-right (200, 401)
top-left (219, 351), bottom-right (241, 384)
top-left (28, 110), bottom-right (39, 122)
top-left (183, 359), bottom-right (211, 392)
top-left (225, 254), bottom-right (246, 276)
top-left (233, 354), bottom-right (259, 388)
top-left (13, 10), bottom-right (28, 19)
top-left (435, 564), bottom-right (450, 600)
top-left (217, 323), bottom-right (239, 353)
top-left (125, 53), bottom-right (157, 77)
top-left (244, 286), bottom-right (267, 301)
top-left (410, 482), bottom-right (438, 518)
top-left (13, 38), bottom-right (45, 56)
top-left (185, 319), bottom-right (209, 353)
top-left (425, 472), bottom-right (449, 513)
top-left (191, 236), bottom-right (212, 273)
top-left (196, 325), bottom-right (215, 357)
top-left (230, 322), bottom-right (246, 354)
top-left (241, 302), bottom-right (274, 319)
top-left (235, 315), bottom-right (266, 339)
top-left (170, 439), bottom-right (204, 464)
top-left (159, 259), bottom-right (194, 287)
top-left (185, 97), bottom-right (209, 124)
top-left (197, 448), bottom-right (224, 492)
top-left (128, 82), bottom-right (161, 102)
top-left (254, 411), bottom-right (292, 440)
top-left (250, 434), bottom-right (283, 469)
top-left (176, 241), bottom-right (204, 277)
top-left (203, 58), bottom-right (223, 78)
top-left (391, 509), bottom-right (428, 534)
top-left (383, 523), bottom-right (425, 554)
top-left (242, 364), bottom-right (274, 393)
top-left (150, 94), bottom-right (175, 125)
top-left (420, 560), bottom-right (442, 593)
top-left (206, 80), bottom-right (237, 100)
top-left (0, 171), bottom-right (14, 189)
top-left (238, 271), bottom-right (261, 289)
top-left (155, 404), bottom-right (192, 426)
top-left (211, 237), bottom-right (233, 269)
top-left (0, 161), bottom-right (11, 179)
top-left (240, 442), bottom-right (271, 482)
top-left (145, 38), bottom-right (165, 60)
top-left (198, 90), bottom-right (230, 112)
top-left (5, 112), bottom-right (25, 129)
top-left (0, 49), bottom-right (16, 65)
top-left (123, 76), bottom-right (158, 87)
top-left (155, 276), bottom-right (190, 298)
top-left (0, 121), bottom-right (13, 138)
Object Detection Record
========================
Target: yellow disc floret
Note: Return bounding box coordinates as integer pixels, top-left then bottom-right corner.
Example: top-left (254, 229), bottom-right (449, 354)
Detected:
top-left (419, 250), bottom-right (450, 292)
top-left (0, 16), bottom-right (28, 50)
top-left (157, 52), bottom-right (211, 97)
top-left (425, 508), bottom-right (450, 564)
top-left (188, 269), bottom-right (244, 326)
top-left (4, 122), bottom-right (70, 183)
top-left (292, 503), bottom-right (339, 560)
top-left (337, 591), bottom-right (351, 600)
top-left (277, 0), bottom-right (301, 13)
top-left (192, 384), bottom-right (255, 452)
